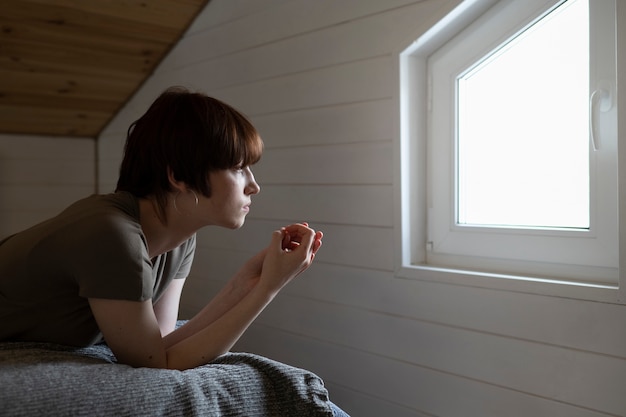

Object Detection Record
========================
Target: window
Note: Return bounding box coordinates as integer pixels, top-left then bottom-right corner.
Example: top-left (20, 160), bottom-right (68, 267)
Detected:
top-left (397, 0), bottom-right (624, 300)
top-left (456, 0), bottom-right (590, 230)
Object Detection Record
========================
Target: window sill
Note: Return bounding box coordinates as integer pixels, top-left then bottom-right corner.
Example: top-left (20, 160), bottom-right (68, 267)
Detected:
top-left (395, 263), bottom-right (624, 304)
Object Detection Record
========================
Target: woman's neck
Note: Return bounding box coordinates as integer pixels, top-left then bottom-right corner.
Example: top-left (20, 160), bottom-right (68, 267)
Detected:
top-left (138, 197), bottom-right (194, 258)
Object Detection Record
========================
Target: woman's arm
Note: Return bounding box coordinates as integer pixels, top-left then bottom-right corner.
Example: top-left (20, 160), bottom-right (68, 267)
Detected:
top-left (89, 223), bottom-right (322, 370)
top-left (160, 244), bottom-right (268, 350)
top-left (153, 278), bottom-right (185, 337)
top-left (89, 297), bottom-right (168, 367)
top-left (89, 280), bottom-right (275, 370)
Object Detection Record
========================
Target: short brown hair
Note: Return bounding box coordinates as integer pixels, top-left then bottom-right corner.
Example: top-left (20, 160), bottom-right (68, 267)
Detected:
top-left (116, 87), bottom-right (263, 222)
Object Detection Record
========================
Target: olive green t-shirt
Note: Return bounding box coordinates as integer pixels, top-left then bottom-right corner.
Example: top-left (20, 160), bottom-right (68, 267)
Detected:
top-left (0, 192), bottom-right (195, 346)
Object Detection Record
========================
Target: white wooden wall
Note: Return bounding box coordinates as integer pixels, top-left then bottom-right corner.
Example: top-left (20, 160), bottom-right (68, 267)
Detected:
top-left (98, 1), bottom-right (626, 416)
top-left (0, 134), bottom-right (94, 239)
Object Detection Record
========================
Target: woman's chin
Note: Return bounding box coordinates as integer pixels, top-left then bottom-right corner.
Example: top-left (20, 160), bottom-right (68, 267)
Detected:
top-left (225, 218), bottom-right (246, 230)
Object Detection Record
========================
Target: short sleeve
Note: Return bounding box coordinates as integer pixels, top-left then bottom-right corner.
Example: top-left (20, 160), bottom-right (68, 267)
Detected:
top-left (72, 216), bottom-right (154, 301)
top-left (150, 234), bottom-right (196, 302)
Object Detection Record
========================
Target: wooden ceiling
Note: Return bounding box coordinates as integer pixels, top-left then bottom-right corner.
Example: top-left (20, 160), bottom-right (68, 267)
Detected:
top-left (0, 0), bottom-right (208, 138)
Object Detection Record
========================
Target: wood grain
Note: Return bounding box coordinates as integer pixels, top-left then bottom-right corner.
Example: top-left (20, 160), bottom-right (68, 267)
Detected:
top-left (0, 0), bottom-right (208, 138)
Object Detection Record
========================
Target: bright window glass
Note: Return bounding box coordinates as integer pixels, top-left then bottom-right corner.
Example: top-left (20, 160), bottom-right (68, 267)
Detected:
top-left (456, 0), bottom-right (590, 229)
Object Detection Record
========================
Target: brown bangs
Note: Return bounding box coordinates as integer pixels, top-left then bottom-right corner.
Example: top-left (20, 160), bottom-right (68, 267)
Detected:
top-left (221, 109), bottom-right (264, 169)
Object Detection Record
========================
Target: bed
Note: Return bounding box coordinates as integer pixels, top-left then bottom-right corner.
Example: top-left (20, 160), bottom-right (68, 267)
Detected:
top-left (0, 323), bottom-right (333, 417)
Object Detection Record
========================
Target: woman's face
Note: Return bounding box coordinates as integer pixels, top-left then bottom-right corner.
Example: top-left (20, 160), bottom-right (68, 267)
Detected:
top-left (202, 166), bottom-right (260, 229)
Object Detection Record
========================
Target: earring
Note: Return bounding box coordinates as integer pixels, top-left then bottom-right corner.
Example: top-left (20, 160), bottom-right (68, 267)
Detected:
top-left (173, 192), bottom-right (182, 215)
top-left (173, 190), bottom-right (199, 215)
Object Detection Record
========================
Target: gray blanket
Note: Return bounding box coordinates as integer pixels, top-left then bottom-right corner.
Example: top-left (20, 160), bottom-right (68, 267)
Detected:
top-left (0, 340), bottom-right (333, 416)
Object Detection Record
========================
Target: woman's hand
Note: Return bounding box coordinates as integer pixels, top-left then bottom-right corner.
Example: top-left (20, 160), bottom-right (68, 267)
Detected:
top-left (280, 222), bottom-right (324, 258)
top-left (259, 222), bottom-right (323, 294)
top-left (223, 222), bottom-right (322, 301)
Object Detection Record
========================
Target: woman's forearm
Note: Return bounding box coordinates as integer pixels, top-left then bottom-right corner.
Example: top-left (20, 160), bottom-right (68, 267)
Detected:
top-left (162, 275), bottom-right (257, 349)
top-left (163, 284), bottom-right (276, 370)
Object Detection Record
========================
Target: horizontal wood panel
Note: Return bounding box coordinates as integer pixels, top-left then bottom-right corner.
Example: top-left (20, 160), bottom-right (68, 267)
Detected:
top-left (323, 383), bottom-right (431, 417)
top-left (183, 250), bottom-right (626, 415)
top-left (0, 188), bottom-right (93, 238)
top-left (236, 325), bottom-right (612, 417)
top-left (0, 133), bottom-right (95, 238)
top-left (185, 0), bottom-right (293, 36)
top-left (252, 99), bottom-right (394, 148)
top-left (212, 56), bottom-right (394, 117)
top-left (285, 263), bottom-right (626, 358)
top-left (179, 1), bottom-right (455, 90)
top-left (252, 185), bottom-right (393, 227)
top-left (258, 295), bottom-right (626, 415)
top-left (181, 279), bottom-right (430, 417)
top-left (0, 159), bottom-right (93, 185)
top-left (97, 132), bottom-right (127, 158)
top-left (195, 220), bottom-right (279, 253)
top-left (255, 142), bottom-right (392, 185)
top-left (0, 134), bottom-right (94, 157)
top-left (313, 223), bottom-right (394, 270)
top-left (168, 0), bottom-right (433, 68)
top-left (184, 248), bottom-right (626, 359)
top-left (196, 220), bottom-right (395, 271)
top-left (97, 156), bottom-right (124, 192)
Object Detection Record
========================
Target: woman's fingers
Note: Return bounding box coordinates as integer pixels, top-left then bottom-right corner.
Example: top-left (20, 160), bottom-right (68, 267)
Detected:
top-left (277, 223), bottom-right (324, 266)
top-left (260, 224), bottom-right (325, 293)
top-left (280, 228), bottom-right (292, 251)
top-left (282, 224), bottom-right (319, 249)
top-left (313, 231), bottom-right (323, 252)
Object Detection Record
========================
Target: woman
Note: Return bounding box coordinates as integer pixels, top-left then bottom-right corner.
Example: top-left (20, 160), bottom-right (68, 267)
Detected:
top-left (0, 87), bottom-right (349, 416)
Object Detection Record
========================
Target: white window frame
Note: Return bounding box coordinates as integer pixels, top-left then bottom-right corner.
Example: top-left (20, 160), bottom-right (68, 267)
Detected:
top-left (395, 0), bottom-right (626, 304)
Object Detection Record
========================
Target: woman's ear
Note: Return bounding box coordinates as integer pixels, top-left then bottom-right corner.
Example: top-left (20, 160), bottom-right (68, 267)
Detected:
top-left (167, 167), bottom-right (187, 193)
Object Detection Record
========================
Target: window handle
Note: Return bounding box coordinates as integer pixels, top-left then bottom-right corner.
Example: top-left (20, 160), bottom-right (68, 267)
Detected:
top-left (589, 88), bottom-right (611, 151)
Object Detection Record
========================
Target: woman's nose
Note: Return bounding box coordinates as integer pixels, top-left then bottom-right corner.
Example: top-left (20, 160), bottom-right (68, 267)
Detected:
top-left (246, 169), bottom-right (260, 195)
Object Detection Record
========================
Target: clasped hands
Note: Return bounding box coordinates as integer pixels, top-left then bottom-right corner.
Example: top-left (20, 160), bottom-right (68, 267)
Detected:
top-left (279, 222), bottom-right (323, 258)
top-left (232, 223), bottom-right (323, 295)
